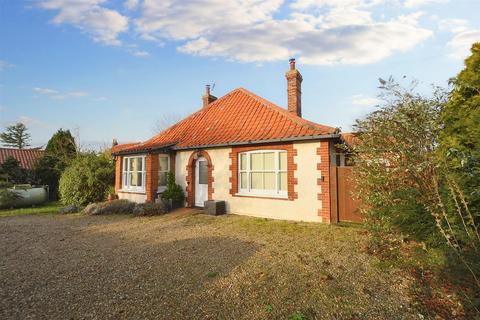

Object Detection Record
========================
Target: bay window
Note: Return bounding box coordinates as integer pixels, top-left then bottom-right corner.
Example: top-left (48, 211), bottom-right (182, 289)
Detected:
top-left (238, 150), bottom-right (287, 197)
top-left (158, 155), bottom-right (170, 191)
top-left (122, 156), bottom-right (146, 191)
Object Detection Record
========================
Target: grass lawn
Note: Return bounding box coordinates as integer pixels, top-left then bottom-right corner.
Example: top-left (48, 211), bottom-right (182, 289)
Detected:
top-left (0, 209), bottom-right (477, 319)
top-left (0, 201), bottom-right (62, 218)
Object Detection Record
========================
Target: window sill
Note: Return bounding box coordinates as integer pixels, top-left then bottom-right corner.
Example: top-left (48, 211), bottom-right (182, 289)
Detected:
top-left (118, 189), bottom-right (146, 195)
top-left (234, 192), bottom-right (289, 200)
top-left (157, 187), bottom-right (167, 193)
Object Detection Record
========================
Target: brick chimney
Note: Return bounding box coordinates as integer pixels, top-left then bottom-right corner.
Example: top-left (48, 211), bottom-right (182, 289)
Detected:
top-left (285, 58), bottom-right (302, 117)
top-left (202, 84), bottom-right (217, 108)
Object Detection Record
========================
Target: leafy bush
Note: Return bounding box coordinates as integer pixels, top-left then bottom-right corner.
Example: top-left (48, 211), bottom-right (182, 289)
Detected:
top-left (59, 153), bottom-right (115, 207)
top-left (133, 202), bottom-right (167, 216)
top-left (0, 188), bottom-right (23, 208)
top-left (161, 172), bottom-right (185, 202)
top-left (83, 199), bottom-right (135, 215)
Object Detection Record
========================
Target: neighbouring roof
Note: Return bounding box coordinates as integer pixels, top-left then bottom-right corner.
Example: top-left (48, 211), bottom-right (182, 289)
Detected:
top-left (0, 147), bottom-right (44, 170)
top-left (340, 132), bottom-right (359, 148)
top-left (113, 88), bottom-right (339, 154)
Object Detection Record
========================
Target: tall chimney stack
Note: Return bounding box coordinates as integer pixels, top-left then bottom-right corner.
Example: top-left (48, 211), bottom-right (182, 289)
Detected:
top-left (285, 58), bottom-right (302, 117)
top-left (202, 84), bottom-right (217, 108)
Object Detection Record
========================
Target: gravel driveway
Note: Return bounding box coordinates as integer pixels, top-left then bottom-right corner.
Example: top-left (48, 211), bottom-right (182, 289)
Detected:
top-left (1, 209), bottom-right (418, 320)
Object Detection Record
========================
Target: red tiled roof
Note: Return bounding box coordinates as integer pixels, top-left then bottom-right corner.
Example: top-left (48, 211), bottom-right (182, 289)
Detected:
top-left (340, 132), bottom-right (359, 148)
top-left (0, 148), bottom-right (44, 170)
top-left (113, 88), bottom-right (338, 154)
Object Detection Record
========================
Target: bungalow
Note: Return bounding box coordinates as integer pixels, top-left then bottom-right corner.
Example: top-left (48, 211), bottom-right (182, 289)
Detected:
top-left (112, 59), bottom-right (350, 223)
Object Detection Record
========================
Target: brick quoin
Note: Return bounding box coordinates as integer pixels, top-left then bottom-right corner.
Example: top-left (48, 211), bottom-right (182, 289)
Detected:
top-left (145, 154), bottom-right (159, 202)
top-left (115, 155), bottom-right (122, 192)
top-left (186, 150), bottom-right (214, 207)
top-left (317, 141), bottom-right (331, 223)
top-left (229, 143), bottom-right (298, 201)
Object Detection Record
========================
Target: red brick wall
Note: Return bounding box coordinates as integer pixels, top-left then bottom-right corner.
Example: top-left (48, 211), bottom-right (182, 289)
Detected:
top-left (115, 156), bottom-right (122, 192)
top-left (229, 143), bottom-right (298, 201)
top-left (317, 141), bottom-right (331, 223)
top-left (145, 154), bottom-right (159, 202)
top-left (185, 150), bottom-right (214, 207)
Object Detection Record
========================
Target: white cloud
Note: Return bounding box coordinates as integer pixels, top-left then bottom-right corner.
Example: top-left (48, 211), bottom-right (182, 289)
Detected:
top-left (124, 0), bottom-right (139, 10)
top-left (351, 94), bottom-right (382, 106)
top-left (37, 0), bottom-right (128, 45)
top-left (34, 87), bottom-right (59, 95)
top-left (33, 87), bottom-right (89, 99)
top-left (0, 60), bottom-right (15, 71)
top-left (18, 116), bottom-right (47, 128)
top-left (136, 0), bottom-right (432, 65)
top-left (447, 29), bottom-right (480, 59)
top-left (438, 18), bottom-right (468, 33)
top-left (130, 49), bottom-right (150, 57)
top-left (404, 0), bottom-right (448, 8)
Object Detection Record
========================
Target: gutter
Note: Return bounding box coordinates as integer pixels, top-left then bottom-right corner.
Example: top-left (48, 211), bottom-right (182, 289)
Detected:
top-left (171, 133), bottom-right (341, 150)
top-left (113, 134), bottom-right (341, 155)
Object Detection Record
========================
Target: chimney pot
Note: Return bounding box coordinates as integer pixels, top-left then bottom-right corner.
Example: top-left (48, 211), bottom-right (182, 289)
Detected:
top-left (289, 58), bottom-right (296, 70)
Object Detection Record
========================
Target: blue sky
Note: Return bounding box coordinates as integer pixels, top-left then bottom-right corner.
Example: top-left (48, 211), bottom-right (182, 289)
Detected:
top-left (0, 0), bottom-right (479, 149)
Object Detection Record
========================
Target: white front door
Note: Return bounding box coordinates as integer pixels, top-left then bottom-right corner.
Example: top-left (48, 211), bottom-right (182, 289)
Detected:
top-left (195, 157), bottom-right (208, 207)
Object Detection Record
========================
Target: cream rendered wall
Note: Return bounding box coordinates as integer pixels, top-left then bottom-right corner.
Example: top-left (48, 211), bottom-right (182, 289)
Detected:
top-left (175, 141), bottom-right (323, 222)
top-left (117, 192), bottom-right (146, 203)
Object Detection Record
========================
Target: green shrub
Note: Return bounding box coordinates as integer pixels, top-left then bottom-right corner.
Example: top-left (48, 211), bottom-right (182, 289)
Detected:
top-left (161, 172), bottom-right (185, 202)
top-left (83, 199), bottom-right (135, 215)
top-left (59, 153), bottom-right (115, 207)
top-left (133, 202), bottom-right (167, 216)
top-left (0, 188), bottom-right (23, 208)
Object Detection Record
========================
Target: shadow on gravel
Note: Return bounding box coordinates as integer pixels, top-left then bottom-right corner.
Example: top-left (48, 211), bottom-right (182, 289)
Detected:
top-left (0, 215), bottom-right (260, 319)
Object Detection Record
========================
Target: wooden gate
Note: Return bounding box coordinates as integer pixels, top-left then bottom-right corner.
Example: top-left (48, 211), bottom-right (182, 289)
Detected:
top-left (330, 167), bottom-right (363, 223)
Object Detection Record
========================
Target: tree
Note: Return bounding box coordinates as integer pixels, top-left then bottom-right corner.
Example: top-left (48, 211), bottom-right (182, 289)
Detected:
top-left (33, 155), bottom-right (61, 199)
top-left (352, 78), bottom-right (479, 288)
top-left (438, 42), bottom-right (480, 210)
top-left (0, 123), bottom-right (31, 149)
top-left (45, 129), bottom-right (77, 170)
top-left (59, 153), bottom-right (115, 207)
top-left (351, 78), bottom-right (446, 243)
top-left (34, 129), bottom-right (77, 199)
top-left (0, 156), bottom-right (30, 184)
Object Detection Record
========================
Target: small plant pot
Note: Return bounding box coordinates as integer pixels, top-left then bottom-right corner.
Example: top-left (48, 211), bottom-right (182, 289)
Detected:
top-left (162, 198), bottom-right (184, 211)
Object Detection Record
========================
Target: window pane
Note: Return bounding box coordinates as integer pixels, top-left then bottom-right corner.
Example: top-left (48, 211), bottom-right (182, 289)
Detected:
top-left (251, 153), bottom-right (263, 170)
top-left (264, 172), bottom-right (275, 190)
top-left (129, 158), bottom-right (136, 172)
top-left (136, 158), bottom-right (143, 171)
top-left (159, 156), bottom-right (168, 171)
top-left (240, 172), bottom-right (247, 189)
top-left (251, 172), bottom-right (263, 189)
top-left (130, 172), bottom-right (137, 186)
top-left (137, 172), bottom-right (143, 186)
top-left (279, 172), bottom-right (287, 191)
top-left (199, 161), bottom-right (208, 184)
top-left (122, 173), bottom-right (127, 186)
top-left (279, 152), bottom-right (287, 171)
top-left (240, 153), bottom-right (247, 170)
top-left (158, 172), bottom-right (167, 187)
top-left (264, 152), bottom-right (275, 170)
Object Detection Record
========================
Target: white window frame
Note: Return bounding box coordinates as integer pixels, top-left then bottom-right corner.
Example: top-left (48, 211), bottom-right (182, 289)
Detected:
top-left (237, 150), bottom-right (288, 198)
top-left (157, 154), bottom-right (170, 192)
top-left (122, 155), bottom-right (146, 192)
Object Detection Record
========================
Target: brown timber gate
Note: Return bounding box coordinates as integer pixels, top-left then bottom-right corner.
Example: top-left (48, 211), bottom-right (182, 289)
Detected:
top-left (330, 166), bottom-right (363, 223)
